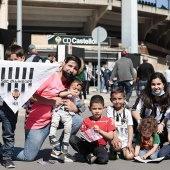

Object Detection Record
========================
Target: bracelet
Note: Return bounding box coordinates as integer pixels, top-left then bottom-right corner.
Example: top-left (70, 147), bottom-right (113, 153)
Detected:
top-left (160, 122), bottom-right (165, 127)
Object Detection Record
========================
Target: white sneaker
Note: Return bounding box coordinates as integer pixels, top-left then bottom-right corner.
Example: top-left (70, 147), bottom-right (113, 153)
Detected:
top-left (64, 153), bottom-right (76, 162)
top-left (51, 149), bottom-right (61, 159)
top-left (51, 150), bottom-right (76, 162)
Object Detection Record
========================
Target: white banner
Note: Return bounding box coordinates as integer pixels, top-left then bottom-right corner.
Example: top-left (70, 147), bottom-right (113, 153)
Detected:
top-left (0, 61), bottom-right (60, 113)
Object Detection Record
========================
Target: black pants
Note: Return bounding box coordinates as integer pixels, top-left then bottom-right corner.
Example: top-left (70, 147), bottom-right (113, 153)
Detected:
top-left (104, 79), bottom-right (110, 92)
top-left (70, 135), bottom-right (108, 164)
top-left (86, 81), bottom-right (90, 94)
top-left (79, 81), bottom-right (87, 99)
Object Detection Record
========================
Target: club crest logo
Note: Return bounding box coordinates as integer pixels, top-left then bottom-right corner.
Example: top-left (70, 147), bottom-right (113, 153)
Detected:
top-left (12, 88), bottom-right (20, 100)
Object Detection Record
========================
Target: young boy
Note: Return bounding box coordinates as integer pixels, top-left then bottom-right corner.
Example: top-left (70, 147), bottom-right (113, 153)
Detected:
top-left (69, 95), bottom-right (117, 164)
top-left (49, 78), bottom-right (85, 161)
top-left (0, 45), bottom-right (25, 168)
top-left (135, 117), bottom-right (160, 159)
top-left (106, 87), bottom-right (134, 160)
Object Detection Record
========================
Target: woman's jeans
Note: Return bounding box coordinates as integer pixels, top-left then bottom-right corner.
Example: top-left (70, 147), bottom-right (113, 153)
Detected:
top-left (158, 144), bottom-right (170, 158)
top-left (13, 114), bottom-right (83, 161)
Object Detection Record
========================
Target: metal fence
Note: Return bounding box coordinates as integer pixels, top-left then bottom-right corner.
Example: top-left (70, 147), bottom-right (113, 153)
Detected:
top-left (137, 0), bottom-right (170, 10)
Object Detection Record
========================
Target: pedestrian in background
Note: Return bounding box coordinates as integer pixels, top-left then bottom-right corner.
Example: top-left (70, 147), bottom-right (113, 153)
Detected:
top-left (137, 55), bottom-right (154, 95)
top-left (164, 65), bottom-right (170, 89)
top-left (110, 50), bottom-right (135, 104)
top-left (85, 62), bottom-right (95, 95)
top-left (44, 54), bottom-right (55, 63)
top-left (96, 65), bottom-right (105, 93)
top-left (103, 64), bottom-right (111, 94)
top-left (25, 44), bottom-right (42, 63)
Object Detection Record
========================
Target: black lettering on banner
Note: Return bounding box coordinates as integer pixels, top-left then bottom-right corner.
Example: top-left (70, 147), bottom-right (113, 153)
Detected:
top-left (21, 67), bottom-right (27, 92)
top-left (15, 67), bottom-right (20, 88)
top-left (8, 67), bottom-right (12, 92)
top-left (1, 67), bottom-right (5, 86)
top-left (29, 68), bottom-right (34, 86)
top-left (12, 102), bottom-right (18, 106)
top-left (1, 67), bottom-right (34, 93)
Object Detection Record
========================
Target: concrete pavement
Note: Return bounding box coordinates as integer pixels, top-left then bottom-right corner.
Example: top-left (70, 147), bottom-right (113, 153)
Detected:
top-left (0, 87), bottom-right (170, 170)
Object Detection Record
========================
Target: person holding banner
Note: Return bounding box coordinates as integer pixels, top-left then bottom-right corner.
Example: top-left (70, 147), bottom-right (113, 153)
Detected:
top-left (13, 55), bottom-right (83, 162)
top-left (0, 45), bottom-right (25, 168)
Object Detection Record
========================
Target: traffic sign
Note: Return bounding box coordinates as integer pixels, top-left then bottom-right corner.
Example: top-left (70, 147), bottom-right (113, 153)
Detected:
top-left (92, 26), bottom-right (107, 43)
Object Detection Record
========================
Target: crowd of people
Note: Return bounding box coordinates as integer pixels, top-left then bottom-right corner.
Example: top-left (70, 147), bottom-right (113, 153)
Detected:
top-left (1, 45), bottom-right (170, 168)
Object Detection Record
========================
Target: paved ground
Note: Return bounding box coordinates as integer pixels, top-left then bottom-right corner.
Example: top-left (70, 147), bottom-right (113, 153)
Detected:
top-left (0, 87), bottom-right (170, 170)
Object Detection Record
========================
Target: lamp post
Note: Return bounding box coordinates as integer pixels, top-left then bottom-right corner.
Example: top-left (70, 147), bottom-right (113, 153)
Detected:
top-left (55, 36), bottom-right (61, 61)
top-left (17, 0), bottom-right (22, 46)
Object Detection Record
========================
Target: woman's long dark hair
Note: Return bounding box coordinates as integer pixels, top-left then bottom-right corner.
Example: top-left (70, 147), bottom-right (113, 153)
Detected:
top-left (141, 72), bottom-right (170, 111)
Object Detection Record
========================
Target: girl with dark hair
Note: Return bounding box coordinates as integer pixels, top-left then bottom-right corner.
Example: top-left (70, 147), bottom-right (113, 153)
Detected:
top-left (13, 55), bottom-right (83, 162)
top-left (132, 72), bottom-right (170, 146)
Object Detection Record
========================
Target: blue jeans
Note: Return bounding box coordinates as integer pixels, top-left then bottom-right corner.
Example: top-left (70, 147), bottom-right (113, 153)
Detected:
top-left (0, 105), bottom-right (18, 160)
top-left (139, 80), bottom-right (147, 93)
top-left (158, 144), bottom-right (170, 158)
top-left (118, 81), bottom-right (132, 102)
top-left (139, 148), bottom-right (159, 159)
top-left (167, 82), bottom-right (170, 89)
top-left (13, 114), bottom-right (83, 161)
top-left (100, 79), bottom-right (105, 92)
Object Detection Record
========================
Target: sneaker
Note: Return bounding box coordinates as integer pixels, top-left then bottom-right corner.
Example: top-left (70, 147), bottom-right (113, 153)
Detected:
top-left (51, 150), bottom-right (76, 162)
top-left (64, 153), bottom-right (76, 162)
top-left (86, 153), bottom-right (97, 164)
top-left (109, 150), bottom-right (119, 160)
top-left (51, 149), bottom-right (61, 159)
top-left (2, 159), bottom-right (15, 168)
top-left (49, 135), bottom-right (60, 146)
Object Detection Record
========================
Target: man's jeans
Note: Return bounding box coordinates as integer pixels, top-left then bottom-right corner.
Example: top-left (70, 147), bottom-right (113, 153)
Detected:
top-left (13, 114), bottom-right (83, 161)
top-left (139, 80), bottom-right (147, 93)
top-left (0, 107), bottom-right (18, 160)
top-left (118, 81), bottom-right (132, 102)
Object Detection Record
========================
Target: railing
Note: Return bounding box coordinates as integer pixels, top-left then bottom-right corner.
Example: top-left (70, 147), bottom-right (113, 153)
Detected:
top-left (138, 0), bottom-right (170, 11)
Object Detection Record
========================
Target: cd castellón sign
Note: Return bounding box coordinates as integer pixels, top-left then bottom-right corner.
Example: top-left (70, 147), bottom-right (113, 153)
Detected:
top-left (48, 35), bottom-right (110, 46)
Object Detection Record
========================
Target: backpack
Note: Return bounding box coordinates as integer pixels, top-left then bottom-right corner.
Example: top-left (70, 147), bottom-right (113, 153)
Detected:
top-left (41, 58), bottom-right (48, 63)
top-left (32, 56), bottom-right (42, 62)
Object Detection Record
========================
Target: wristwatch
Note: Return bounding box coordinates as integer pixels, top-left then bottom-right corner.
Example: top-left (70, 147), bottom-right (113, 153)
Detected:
top-left (137, 119), bottom-right (141, 124)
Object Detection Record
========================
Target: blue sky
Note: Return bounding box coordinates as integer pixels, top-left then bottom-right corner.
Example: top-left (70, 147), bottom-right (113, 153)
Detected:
top-left (145, 0), bottom-right (169, 8)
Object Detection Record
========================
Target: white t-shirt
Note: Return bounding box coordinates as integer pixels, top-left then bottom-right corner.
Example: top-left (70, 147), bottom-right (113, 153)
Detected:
top-left (133, 98), bottom-right (170, 123)
top-left (86, 66), bottom-right (92, 81)
top-left (164, 69), bottom-right (170, 83)
top-left (45, 59), bottom-right (51, 64)
top-left (106, 106), bottom-right (133, 148)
